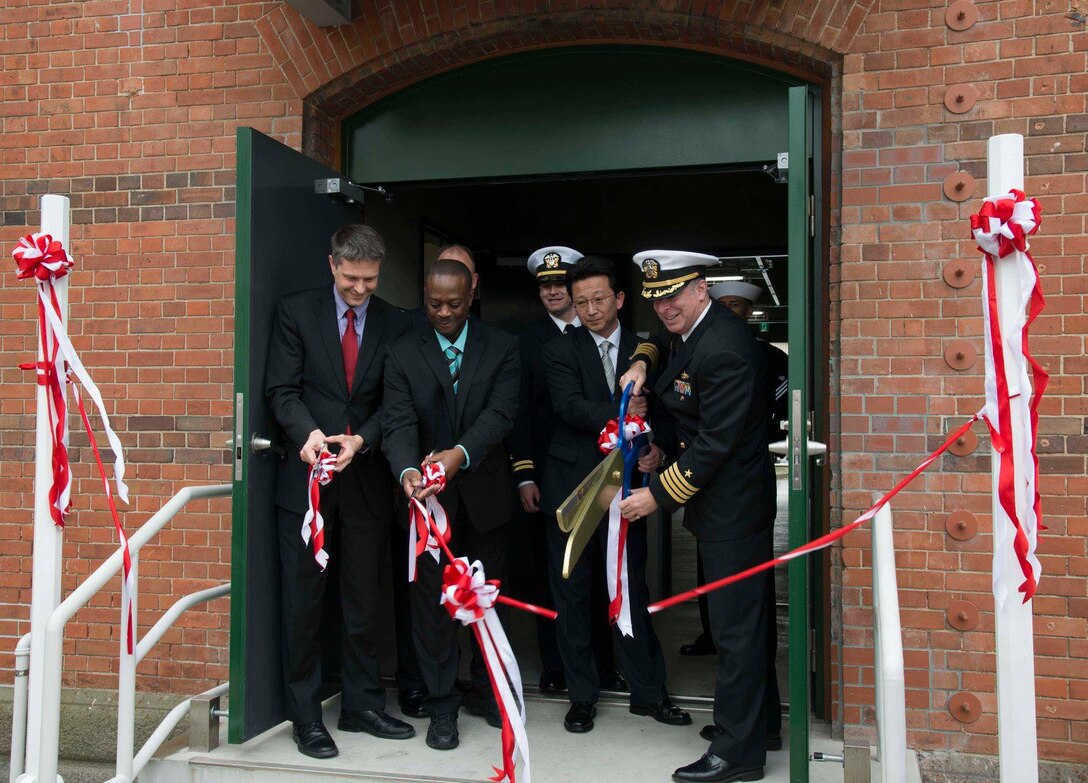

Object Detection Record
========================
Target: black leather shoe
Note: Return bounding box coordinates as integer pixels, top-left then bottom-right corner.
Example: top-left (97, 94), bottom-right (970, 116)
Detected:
top-left (338, 709), bottom-right (415, 739)
top-left (599, 670), bottom-right (628, 692)
top-left (679, 632), bottom-right (716, 656)
top-left (700, 724), bottom-right (782, 751)
top-left (398, 687), bottom-right (426, 718)
top-left (462, 690), bottom-right (502, 729)
top-left (292, 720), bottom-right (338, 759)
top-left (538, 668), bottom-right (566, 694)
top-left (672, 753), bottom-right (764, 782)
top-left (630, 697), bottom-right (692, 726)
top-left (563, 701), bottom-right (597, 733)
top-left (425, 713), bottom-right (459, 750)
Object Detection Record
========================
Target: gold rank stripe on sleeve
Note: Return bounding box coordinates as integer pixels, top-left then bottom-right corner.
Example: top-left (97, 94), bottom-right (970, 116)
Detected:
top-left (659, 464), bottom-right (697, 504)
top-left (630, 341), bottom-right (659, 369)
top-left (512, 460), bottom-right (534, 473)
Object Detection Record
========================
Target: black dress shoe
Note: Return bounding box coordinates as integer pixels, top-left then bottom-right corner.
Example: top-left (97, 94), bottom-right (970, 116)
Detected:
top-left (462, 690), bottom-right (502, 729)
top-left (292, 720), bottom-right (338, 759)
top-left (599, 670), bottom-right (629, 692)
top-left (563, 701), bottom-right (597, 733)
top-left (338, 709), bottom-right (416, 739)
top-left (672, 752), bottom-right (763, 782)
top-left (398, 687), bottom-right (426, 719)
top-left (425, 713), bottom-right (459, 750)
top-left (630, 697), bottom-right (692, 726)
top-left (699, 724), bottom-right (781, 751)
top-left (538, 668), bottom-right (566, 694)
top-left (679, 632), bottom-right (716, 656)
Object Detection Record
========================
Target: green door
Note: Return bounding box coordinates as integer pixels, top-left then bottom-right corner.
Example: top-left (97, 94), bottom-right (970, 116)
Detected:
top-left (786, 85), bottom-right (818, 782)
top-left (228, 128), bottom-right (363, 743)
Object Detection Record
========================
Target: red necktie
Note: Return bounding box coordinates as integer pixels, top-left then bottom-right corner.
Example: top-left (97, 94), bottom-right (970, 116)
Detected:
top-left (342, 308), bottom-right (358, 392)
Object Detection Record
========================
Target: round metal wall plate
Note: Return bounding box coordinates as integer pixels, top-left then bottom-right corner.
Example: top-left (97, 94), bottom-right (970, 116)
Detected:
top-left (943, 259), bottom-right (976, 288)
top-left (944, 84), bottom-right (978, 114)
top-left (949, 691), bottom-right (982, 723)
top-left (947, 600), bottom-right (980, 630)
top-left (945, 510), bottom-right (978, 540)
top-left (944, 340), bottom-right (977, 370)
top-left (948, 428), bottom-right (978, 457)
top-left (946, 1), bottom-right (979, 30)
top-left (943, 171), bottom-right (976, 202)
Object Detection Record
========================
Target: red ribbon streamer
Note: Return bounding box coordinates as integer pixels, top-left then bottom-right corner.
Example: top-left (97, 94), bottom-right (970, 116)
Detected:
top-left (648, 416), bottom-right (980, 614)
top-left (302, 451), bottom-right (336, 570)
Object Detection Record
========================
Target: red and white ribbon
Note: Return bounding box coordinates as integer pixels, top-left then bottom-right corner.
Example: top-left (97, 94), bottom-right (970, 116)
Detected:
top-left (407, 461), bottom-right (450, 582)
top-left (441, 557), bottom-right (531, 783)
top-left (649, 416), bottom-right (980, 614)
top-left (14, 233), bottom-right (135, 651)
top-left (302, 451), bottom-right (336, 570)
top-left (971, 189), bottom-right (1046, 605)
top-left (597, 415), bottom-right (651, 637)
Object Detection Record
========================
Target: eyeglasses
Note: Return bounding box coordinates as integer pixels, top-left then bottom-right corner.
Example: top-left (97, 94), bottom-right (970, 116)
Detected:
top-left (572, 294), bottom-right (616, 311)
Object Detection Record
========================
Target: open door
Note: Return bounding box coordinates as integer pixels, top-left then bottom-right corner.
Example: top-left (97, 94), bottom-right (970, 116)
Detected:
top-left (786, 85), bottom-right (818, 782)
top-left (228, 128), bottom-right (363, 743)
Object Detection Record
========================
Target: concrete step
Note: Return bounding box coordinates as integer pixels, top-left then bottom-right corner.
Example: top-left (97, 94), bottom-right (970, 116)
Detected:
top-left (140, 693), bottom-right (895, 783)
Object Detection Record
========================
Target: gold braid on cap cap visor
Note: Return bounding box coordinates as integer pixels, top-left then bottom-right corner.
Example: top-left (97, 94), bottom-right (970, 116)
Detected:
top-left (640, 272), bottom-right (701, 299)
top-left (536, 269), bottom-right (567, 280)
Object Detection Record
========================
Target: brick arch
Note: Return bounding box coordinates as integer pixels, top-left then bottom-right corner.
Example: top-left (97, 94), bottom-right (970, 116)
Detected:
top-left (254, 3), bottom-right (872, 165)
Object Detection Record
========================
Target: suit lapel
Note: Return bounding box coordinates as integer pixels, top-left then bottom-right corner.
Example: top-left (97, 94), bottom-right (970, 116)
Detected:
top-left (617, 329), bottom-right (637, 381)
top-left (455, 319), bottom-right (484, 425)
top-left (654, 304), bottom-right (717, 395)
top-left (351, 296), bottom-right (385, 397)
top-left (575, 328), bottom-right (613, 401)
top-left (315, 289), bottom-right (348, 392)
top-left (420, 329), bottom-right (457, 423)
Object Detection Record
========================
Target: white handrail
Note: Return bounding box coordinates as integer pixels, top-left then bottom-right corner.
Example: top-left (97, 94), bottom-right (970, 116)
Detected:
top-left (9, 633), bottom-right (31, 783)
top-left (32, 484), bottom-right (231, 783)
top-left (872, 501), bottom-right (907, 782)
top-left (136, 584), bottom-right (230, 664)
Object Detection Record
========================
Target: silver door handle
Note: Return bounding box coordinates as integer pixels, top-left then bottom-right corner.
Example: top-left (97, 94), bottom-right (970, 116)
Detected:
top-left (769, 439), bottom-right (827, 456)
top-left (250, 433), bottom-right (285, 458)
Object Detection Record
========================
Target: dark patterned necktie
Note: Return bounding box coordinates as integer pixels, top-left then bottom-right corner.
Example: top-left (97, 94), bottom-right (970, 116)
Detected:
top-left (342, 308), bottom-right (358, 392)
top-left (445, 344), bottom-right (461, 393)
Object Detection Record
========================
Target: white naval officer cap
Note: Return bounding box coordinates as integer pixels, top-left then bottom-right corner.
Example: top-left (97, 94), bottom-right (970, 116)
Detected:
top-left (527, 246), bottom-right (583, 282)
top-left (632, 250), bottom-right (719, 299)
top-left (708, 280), bottom-right (763, 303)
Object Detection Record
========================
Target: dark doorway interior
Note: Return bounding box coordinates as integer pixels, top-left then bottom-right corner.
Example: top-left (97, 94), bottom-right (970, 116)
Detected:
top-left (365, 164), bottom-right (791, 701)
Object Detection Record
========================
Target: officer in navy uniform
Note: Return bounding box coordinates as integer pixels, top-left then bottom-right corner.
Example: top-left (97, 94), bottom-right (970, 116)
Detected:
top-left (508, 246), bottom-right (627, 695)
top-left (618, 251), bottom-right (776, 783)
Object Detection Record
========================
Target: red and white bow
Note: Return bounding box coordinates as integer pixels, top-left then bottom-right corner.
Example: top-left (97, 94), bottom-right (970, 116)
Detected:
top-left (407, 461), bottom-right (450, 582)
top-left (441, 557), bottom-right (531, 783)
top-left (597, 414), bottom-right (651, 637)
top-left (971, 190), bottom-right (1046, 605)
top-left (302, 451), bottom-right (336, 570)
top-left (13, 233), bottom-right (133, 649)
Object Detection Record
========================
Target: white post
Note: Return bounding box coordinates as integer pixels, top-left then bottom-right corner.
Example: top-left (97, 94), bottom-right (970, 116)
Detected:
top-left (986, 134), bottom-right (1039, 783)
top-left (23, 194), bottom-right (71, 783)
top-left (115, 553), bottom-right (137, 783)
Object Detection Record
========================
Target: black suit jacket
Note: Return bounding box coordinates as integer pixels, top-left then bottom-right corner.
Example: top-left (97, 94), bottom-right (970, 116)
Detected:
top-left (265, 290), bottom-right (412, 517)
top-left (381, 317), bottom-right (520, 532)
top-left (539, 326), bottom-right (638, 515)
top-left (646, 302), bottom-right (776, 542)
top-left (509, 316), bottom-right (568, 485)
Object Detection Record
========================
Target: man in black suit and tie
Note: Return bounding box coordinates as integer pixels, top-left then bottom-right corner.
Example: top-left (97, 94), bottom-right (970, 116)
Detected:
top-left (541, 256), bottom-right (691, 734)
top-left (381, 258), bottom-right (520, 751)
top-left (618, 251), bottom-right (776, 783)
top-left (265, 224), bottom-right (416, 759)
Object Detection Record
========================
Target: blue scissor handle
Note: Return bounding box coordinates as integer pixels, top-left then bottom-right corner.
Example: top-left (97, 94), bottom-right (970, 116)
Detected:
top-left (617, 381), bottom-right (635, 457)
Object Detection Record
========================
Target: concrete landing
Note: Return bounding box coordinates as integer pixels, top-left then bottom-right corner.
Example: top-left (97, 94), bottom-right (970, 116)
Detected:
top-left (141, 693), bottom-right (915, 783)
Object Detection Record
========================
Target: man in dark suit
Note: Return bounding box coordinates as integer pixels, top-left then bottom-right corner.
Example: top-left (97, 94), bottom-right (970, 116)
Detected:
top-left (381, 258), bottom-right (520, 751)
top-left (541, 256), bottom-right (691, 734)
top-left (619, 251), bottom-right (776, 783)
top-left (265, 224), bottom-right (416, 759)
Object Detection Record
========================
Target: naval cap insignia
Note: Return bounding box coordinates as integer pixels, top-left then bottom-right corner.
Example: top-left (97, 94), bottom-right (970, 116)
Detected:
top-left (543, 252), bottom-right (561, 269)
top-left (642, 258), bottom-right (660, 279)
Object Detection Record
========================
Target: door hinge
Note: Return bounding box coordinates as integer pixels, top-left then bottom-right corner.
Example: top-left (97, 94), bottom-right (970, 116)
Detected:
top-left (808, 193), bottom-right (815, 237)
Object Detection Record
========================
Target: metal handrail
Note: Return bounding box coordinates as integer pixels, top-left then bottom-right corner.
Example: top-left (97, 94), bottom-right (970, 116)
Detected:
top-left (9, 633), bottom-right (31, 783)
top-left (136, 584), bottom-right (229, 664)
top-left (30, 484), bottom-right (231, 783)
top-left (872, 501), bottom-right (907, 782)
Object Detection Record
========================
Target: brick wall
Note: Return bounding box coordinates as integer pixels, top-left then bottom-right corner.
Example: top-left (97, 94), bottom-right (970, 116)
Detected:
top-left (1, 0), bottom-right (1084, 764)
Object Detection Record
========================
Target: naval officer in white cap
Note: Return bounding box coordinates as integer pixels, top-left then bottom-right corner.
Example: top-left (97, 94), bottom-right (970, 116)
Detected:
top-left (618, 251), bottom-right (777, 783)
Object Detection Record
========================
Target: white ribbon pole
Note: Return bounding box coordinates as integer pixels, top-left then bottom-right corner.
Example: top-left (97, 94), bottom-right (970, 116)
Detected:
top-left (987, 133), bottom-right (1038, 783)
top-left (24, 194), bottom-right (70, 780)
